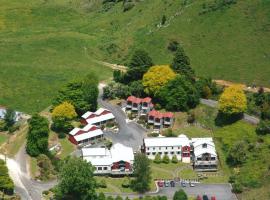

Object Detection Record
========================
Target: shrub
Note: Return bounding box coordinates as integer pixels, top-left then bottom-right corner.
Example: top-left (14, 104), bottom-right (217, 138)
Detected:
top-left (43, 190), bottom-right (49, 195)
top-left (58, 132), bottom-right (66, 139)
top-left (149, 132), bottom-right (159, 137)
top-left (123, 2), bottom-right (134, 12)
top-left (171, 155), bottom-right (178, 163)
top-left (168, 40), bottom-right (179, 52)
top-left (256, 120), bottom-right (270, 135)
top-left (164, 128), bottom-right (177, 137)
top-left (8, 124), bottom-right (20, 133)
top-left (187, 111), bottom-right (195, 124)
top-left (97, 179), bottom-right (107, 188)
top-left (162, 154), bottom-right (170, 164)
top-left (121, 177), bottom-right (130, 188)
top-left (232, 182), bottom-right (243, 193)
top-left (154, 153), bottom-right (162, 164)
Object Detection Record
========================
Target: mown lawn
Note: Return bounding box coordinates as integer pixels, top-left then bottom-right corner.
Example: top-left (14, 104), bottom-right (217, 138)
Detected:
top-left (0, 133), bottom-right (7, 146)
top-left (0, 0), bottom-right (270, 114)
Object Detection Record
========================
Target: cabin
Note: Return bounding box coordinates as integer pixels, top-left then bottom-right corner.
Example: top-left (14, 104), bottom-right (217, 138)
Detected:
top-left (82, 143), bottom-right (134, 175)
top-left (81, 108), bottom-right (115, 127)
top-left (191, 138), bottom-right (218, 171)
top-left (147, 110), bottom-right (174, 129)
top-left (68, 124), bottom-right (104, 146)
top-left (126, 96), bottom-right (153, 114)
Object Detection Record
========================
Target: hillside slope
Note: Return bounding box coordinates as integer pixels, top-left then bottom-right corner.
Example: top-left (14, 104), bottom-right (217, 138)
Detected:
top-left (0, 0), bottom-right (269, 113)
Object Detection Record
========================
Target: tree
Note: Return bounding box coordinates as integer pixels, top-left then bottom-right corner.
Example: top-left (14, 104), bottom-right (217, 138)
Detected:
top-left (158, 75), bottom-right (199, 111)
top-left (26, 114), bottom-right (49, 157)
top-left (218, 85), bottom-right (247, 115)
top-left (256, 120), bottom-right (270, 135)
top-left (123, 50), bottom-right (154, 83)
top-left (0, 159), bottom-right (14, 195)
top-left (162, 154), bottom-right (170, 164)
top-left (161, 15), bottom-right (166, 25)
top-left (55, 157), bottom-right (97, 200)
top-left (129, 80), bottom-right (145, 97)
top-left (171, 155), bottom-right (178, 163)
top-left (173, 189), bottom-right (188, 200)
top-left (143, 65), bottom-right (176, 96)
top-left (52, 102), bottom-right (77, 120)
top-left (37, 154), bottom-right (55, 181)
top-left (51, 117), bottom-right (73, 135)
top-left (168, 40), bottom-right (179, 52)
top-left (227, 141), bottom-right (247, 166)
top-left (82, 73), bottom-right (99, 111)
top-left (171, 46), bottom-right (194, 79)
top-left (98, 192), bottom-right (106, 200)
top-left (4, 108), bottom-right (15, 129)
top-left (131, 153), bottom-right (151, 193)
top-left (254, 87), bottom-right (266, 107)
top-left (195, 77), bottom-right (218, 98)
top-left (122, 176), bottom-right (130, 188)
top-left (154, 153), bottom-right (162, 164)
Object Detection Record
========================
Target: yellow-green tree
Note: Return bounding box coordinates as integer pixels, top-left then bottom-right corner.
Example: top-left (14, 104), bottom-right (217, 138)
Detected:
top-left (219, 85), bottom-right (247, 115)
top-left (52, 102), bottom-right (77, 120)
top-left (142, 65), bottom-right (176, 95)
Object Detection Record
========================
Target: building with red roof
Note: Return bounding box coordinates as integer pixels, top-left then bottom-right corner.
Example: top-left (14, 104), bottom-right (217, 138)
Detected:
top-left (147, 110), bottom-right (174, 129)
top-left (126, 96), bottom-right (153, 114)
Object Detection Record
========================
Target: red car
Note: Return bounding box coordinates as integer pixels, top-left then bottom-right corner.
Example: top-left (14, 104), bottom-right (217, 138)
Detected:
top-left (211, 196), bottom-right (216, 200)
top-left (197, 195), bottom-right (202, 200)
top-left (157, 181), bottom-right (164, 187)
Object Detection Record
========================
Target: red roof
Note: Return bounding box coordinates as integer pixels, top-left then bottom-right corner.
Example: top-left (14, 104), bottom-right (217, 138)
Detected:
top-left (148, 110), bottom-right (174, 119)
top-left (127, 96), bottom-right (142, 104)
top-left (163, 112), bottom-right (174, 118)
top-left (127, 96), bottom-right (136, 102)
top-left (142, 97), bottom-right (152, 103)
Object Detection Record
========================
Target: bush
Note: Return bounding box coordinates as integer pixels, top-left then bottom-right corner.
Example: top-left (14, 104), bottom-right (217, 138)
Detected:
top-left (97, 179), bottom-right (107, 188)
top-left (58, 132), bottom-right (66, 139)
top-left (232, 182), bottom-right (243, 193)
top-left (162, 154), bottom-right (170, 164)
top-left (168, 41), bottom-right (179, 52)
top-left (154, 153), bottom-right (162, 164)
top-left (43, 190), bottom-right (49, 195)
top-left (187, 111), bottom-right (195, 124)
top-left (0, 120), bottom-right (6, 131)
top-left (8, 124), bottom-right (20, 133)
top-left (171, 155), bottom-right (178, 163)
top-left (149, 132), bottom-right (159, 137)
top-left (256, 120), bottom-right (270, 135)
top-left (164, 128), bottom-right (177, 137)
top-left (121, 177), bottom-right (130, 188)
top-left (123, 2), bottom-right (134, 12)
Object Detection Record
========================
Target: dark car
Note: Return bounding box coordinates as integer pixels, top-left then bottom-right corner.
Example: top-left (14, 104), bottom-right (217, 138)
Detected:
top-left (203, 195), bottom-right (209, 200)
top-left (170, 180), bottom-right (175, 187)
top-left (157, 181), bottom-right (164, 187)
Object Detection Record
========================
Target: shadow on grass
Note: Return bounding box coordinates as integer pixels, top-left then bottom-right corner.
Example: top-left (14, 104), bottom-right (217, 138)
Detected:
top-left (215, 112), bottom-right (243, 127)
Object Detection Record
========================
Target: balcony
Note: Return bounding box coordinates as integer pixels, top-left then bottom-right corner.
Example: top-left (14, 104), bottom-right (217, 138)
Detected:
top-left (148, 117), bottom-right (154, 124)
top-left (111, 169), bottom-right (133, 175)
top-left (126, 103), bottom-right (132, 109)
top-left (194, 160), bottom-right (218, 166)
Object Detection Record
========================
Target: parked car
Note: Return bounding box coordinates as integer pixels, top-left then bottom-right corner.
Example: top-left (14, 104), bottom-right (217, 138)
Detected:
top-left (170, 180), bottom-right (175, 187)
top-left (181, 181), bottom-right (186, 187)
top-left (211, 196), bottom-right (216, 200)
top-left (190, 182), bottom-right (195, 187)
top-left (164, 180), bottom-right (170, 187)
top-left (202, 195), bottom-right (209, 200)
top-left (197, 195), bottom-right (202, 200)
top-left (157, 181), bottom-right (164, 187)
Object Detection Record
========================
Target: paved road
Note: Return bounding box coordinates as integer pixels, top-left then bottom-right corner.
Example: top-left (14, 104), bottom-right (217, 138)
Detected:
top-left (105, 183), bottom-right (237, 200)
top-left (200, 98), bottom-right (259, 125)
top-left (98, 84), bottom-right (147, 151)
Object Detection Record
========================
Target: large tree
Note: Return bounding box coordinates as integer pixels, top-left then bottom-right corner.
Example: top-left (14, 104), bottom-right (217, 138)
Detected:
top-left (173, 189), bottom-right (188, 200)
top-left (227, 141), bottom-right (247, 166)
top-left (4, 108), bottom-right (15, 129)
top-left (53, 74), bottom-right (99, 115)
top-left (218, 85), bottom-right (247, 115)
top-left (131, 153), bottom-right (151, 193)
top-left (124, 50), bottom-right (154, 83)
top-left (0, 159), bottom-right (14, 195)
top-left (143, 65), bottom-right (176, 96)
top-left (52, 102), bottom-right (77, 120)
top-left (171, 46), bottom-right (194, 79)
top-left (82, 73), bottom-right (99, 111)
top-left (158, 75), bottom-right (199, 111)
top-left (26, 114), bottom-right (49, 157)
top-left (55, 157), bottom-right (97, 200)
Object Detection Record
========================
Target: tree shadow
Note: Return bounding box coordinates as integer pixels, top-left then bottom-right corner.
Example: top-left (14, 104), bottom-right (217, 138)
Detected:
top-left (215, 112), bottom-right (243, 127)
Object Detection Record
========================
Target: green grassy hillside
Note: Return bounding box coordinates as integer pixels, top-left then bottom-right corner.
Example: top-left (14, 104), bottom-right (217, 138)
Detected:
top-left (0, 0), bottom-right (269, 113)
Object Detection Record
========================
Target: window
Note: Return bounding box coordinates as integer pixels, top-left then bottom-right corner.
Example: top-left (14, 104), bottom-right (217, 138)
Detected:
top-left (159, 152), bottom-right (162, 155)
top-left (147, 147), bottom-right (149, 150)
top-left (211, 157), bottom-right (216, 160)
top-left (172, 147), bottom-right (174, 150)
top-left (171, 152), bottom-right (174, 154)
top-left (178, 147), bottom-right (180, 149)
top-left (153, 147), bottom-right (155, 150)
top-left (152, 152), bottom-right (156, 155)
top-left (177, 151), bottom-right (181, 154)
top-left (202, 143), bottom-right (207, 148)
top-left (103, 167), bottom-right (107, 170)
top-left (166, 147), bottom-right (167, 150)
top-left (197, 158), bottom-right (202, 161)
top-left (165, 152), bottom-right (168, 155)
top-left (147, 153), bottom-right (150, 155)
top-left (159, 147), bottom-right (161, 150)
top-left (98, 167), bottom-right (102, 171)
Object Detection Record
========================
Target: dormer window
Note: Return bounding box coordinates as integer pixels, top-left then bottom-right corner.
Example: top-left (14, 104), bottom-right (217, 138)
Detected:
top-left (202, 143), bottom-right (207, 148)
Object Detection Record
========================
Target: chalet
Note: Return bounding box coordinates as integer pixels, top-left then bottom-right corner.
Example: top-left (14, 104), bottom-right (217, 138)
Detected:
top-left (147, 110), bottom-right (174, 129)
top-left (82, 143), bottom-right (134, 175)
top-left (142, 134), bottom-right (191, 163)
top-left (81, 108), bottom-right (115, 127)
top-left (126, 96), bottom-right (153, 114)
top-left (69, 124), bottom-right (104, 146)
top-left (191, 138), bottom-right (218, 171)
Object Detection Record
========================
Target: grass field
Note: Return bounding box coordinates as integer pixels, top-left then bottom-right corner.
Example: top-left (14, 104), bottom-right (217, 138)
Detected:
top-left (0, 133), bottom-right (8, 146)
top-left (0, 0), bottom-right (269, 113)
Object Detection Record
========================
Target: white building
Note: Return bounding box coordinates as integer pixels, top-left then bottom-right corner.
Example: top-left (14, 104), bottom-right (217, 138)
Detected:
top-left (82, 143), bottom-right (134, 175)
top-left (191, 138), bottom-right (218, 171)
top-left (81, 108), bottom-right (115, 127)
top-left (0, 107), bottom-right (22, 122)
top-left (142, 134), bottom-right (191, 163)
